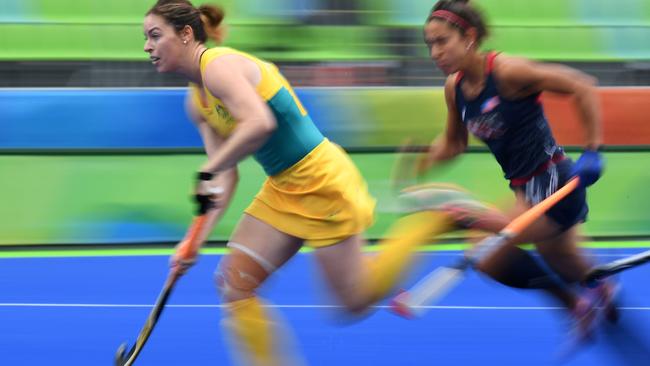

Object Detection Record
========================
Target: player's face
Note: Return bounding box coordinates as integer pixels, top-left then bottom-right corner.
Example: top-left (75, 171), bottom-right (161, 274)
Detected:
top-left (143, 14), bottom-right (184, 73)
top-left (423, 20), bottom-right (470, 75)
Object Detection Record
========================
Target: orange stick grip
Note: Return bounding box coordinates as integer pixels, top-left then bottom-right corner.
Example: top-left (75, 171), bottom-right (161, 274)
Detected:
top-left (176, 215), bottom-right (208, 260)
top-left (502, 177), bottom-right (580, 236)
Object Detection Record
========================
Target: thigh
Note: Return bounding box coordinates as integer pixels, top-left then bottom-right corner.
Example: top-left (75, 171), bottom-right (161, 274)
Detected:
top-left (533, 224), bottom-right (593, 282)
top-left (228, 213), bottom-right (304, 271)
top-left (312, 234), bottom-right (366, 299)
top-left (534, 224), bottom-right (583, 259)
top-left (508, 191), bottom-right (564, 245)
top-left (515, 159), bottom-right (588, 232)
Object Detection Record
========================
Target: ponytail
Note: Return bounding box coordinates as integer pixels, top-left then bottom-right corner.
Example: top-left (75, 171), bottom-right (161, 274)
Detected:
top-left (199, 4), bottom-right (225, 28)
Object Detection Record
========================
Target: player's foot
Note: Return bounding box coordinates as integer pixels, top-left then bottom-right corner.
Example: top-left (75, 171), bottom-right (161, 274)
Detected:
top-left (570, 296), bottom-right (598, 341)
top-left (389, 289), bottom-right (415, 319)
top-left (595, 280), bottom-right (621, 324)
top-left (569, 280), bottom-right (620, 339)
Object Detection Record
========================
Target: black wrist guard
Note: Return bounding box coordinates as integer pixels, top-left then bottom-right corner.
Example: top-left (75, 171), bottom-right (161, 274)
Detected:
top-left (197, 171), bottom-right (214, 181)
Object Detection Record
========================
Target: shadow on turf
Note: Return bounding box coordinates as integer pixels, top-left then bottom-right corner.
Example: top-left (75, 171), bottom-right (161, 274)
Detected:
top-left (599, 314), bottom-right (650, 366)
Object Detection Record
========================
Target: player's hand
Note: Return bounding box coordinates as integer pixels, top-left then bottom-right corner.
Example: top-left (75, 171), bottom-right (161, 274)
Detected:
top-left (170, 239), bottom-right (199, 275)
top-left (194, 172), bottom-right (224, 214)
top-left (391, 140), bottom-right (425, 192)
top-left (571, 148), bottom-right (604, 187)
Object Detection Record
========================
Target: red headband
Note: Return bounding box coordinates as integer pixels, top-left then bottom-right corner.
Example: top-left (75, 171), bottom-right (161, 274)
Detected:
top-left (430, 10), bottom-right (470, 31)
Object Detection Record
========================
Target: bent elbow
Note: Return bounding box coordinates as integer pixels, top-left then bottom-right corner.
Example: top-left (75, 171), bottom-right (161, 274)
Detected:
top-left (584, 74), bottom-right (598, 87)
top-left (259, 115), bottom-right (277, 136)
top-left (577, 74), bottom-right (598, 93)
top-left (449, 140), bottom-right (467, 159)
top-left (575, 81), bottom-right (598, 101)
top-left (264, 119), bottom-right (277, 135)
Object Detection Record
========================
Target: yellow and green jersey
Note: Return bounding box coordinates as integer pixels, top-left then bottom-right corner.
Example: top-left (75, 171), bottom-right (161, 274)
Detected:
top-left (189, 47), bottom-right (324, 176)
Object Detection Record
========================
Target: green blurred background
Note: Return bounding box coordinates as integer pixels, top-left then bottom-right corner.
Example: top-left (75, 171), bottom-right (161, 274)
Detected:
top-left (2, 0), bottom-right (649, 61)
top-left (1, 152), bottom-right (650, 245)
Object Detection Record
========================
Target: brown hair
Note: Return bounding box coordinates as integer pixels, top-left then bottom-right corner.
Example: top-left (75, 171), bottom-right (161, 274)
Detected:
top-left (427, 0), bottom-right (488, 45)
top-left (147, 1), bottom-right (225, 43)
top-left (199, 4), bottom-right (224, 28)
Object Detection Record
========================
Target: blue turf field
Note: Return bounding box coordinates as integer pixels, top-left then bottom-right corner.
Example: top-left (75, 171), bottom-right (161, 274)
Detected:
top-left (1, 248), bottom-right (649, 366)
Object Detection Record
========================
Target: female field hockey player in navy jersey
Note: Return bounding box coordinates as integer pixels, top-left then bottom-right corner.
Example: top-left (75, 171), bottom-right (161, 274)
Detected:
top-left (414, 0), bottom-right (618, 335)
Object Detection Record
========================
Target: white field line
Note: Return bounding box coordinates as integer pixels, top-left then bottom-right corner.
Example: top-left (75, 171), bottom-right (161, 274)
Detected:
top-left (1, 303), bottom-right (649, 311)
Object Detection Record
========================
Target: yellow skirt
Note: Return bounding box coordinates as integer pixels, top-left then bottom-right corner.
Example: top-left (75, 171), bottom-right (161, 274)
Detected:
top-left (245, 139), bottom-right (376, 247)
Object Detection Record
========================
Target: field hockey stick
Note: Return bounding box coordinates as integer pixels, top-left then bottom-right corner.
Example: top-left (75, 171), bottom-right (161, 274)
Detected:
top-left (583, 248), bottom-right (650, 286)
top-left (391, 177), bottom-right (581, 318)
top-left (114, 214), bottom-right (209, 366)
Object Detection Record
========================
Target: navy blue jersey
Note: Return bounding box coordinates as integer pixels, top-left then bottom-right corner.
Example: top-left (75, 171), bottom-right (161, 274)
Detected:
top-left (455, 52), bottom-right (561, 179)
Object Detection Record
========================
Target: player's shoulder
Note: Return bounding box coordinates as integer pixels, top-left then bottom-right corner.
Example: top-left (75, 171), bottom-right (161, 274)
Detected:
top-left (444, 73), bottom-right (462, 89)
top-left (492, 53), bottom-right (538, 79)
top-left (204, 47), bottom-right (263, 72)
top-left (443, 74), bottom-right (460, 102)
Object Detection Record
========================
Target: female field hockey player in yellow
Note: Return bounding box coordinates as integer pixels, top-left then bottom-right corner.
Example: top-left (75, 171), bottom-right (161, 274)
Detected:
top-left (143, 1), bottom-right (456, 364)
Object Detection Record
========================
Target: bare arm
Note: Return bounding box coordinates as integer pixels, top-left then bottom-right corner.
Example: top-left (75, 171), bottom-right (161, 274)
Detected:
top-left (183, 93), bottom-right (238, 244)
top-left (496, 57), bottom-right (602, 150)
top-left (418, 75), bottom-right (469, 172)
top-left (198, 55), bottom-right (276, 174)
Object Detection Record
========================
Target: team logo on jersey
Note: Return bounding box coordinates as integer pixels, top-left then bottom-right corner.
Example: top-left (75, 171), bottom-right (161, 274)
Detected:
top-left (215, 105), bottom-right (235, 124)
top-left (467, 112), bottom-right (506, 140)
top-left (481, 96), bottom-right (501, 114)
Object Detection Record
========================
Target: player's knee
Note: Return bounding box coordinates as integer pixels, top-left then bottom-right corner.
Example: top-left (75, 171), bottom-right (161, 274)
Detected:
top-left (333, 287), bottom-right (375, 316)
top-left (478, 247), bottom-right (562, 290)
top-left (340, 297), bottom-right (371, 315)
top-left (215, 249), bottom-right (270, 303)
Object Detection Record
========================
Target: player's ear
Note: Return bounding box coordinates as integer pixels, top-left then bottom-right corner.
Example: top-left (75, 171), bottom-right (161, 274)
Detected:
top-left (180, 24), bottom-right (194, 44)
top-left (464, 28), bottom-right (478, 50)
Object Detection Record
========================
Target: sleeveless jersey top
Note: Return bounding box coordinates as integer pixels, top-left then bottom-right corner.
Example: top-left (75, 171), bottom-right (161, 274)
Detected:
top-left (454, 52), bottom-right (561, 179)
top-left (189, 47), bottom-right (324, 176)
